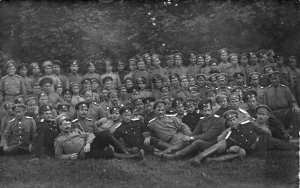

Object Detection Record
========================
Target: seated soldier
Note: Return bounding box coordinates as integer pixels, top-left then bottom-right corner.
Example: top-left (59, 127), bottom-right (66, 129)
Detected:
top-left (0, 103), bottom-right (37, 156)
top-left (72, 101), bottom-right (96, 133)
top-left (82, 89), bottom-right (106, 121)
top-left (228, 93), bottom-right (251, 123)
top-left (171, 97), bottom-right (186, 119)
top-left (54, 114), bottom-right (144, 160)
top-left (181, 98), bottom-right (203, 131)
top-left (243, 89), bottom-right (258, 118)
top-left (215, 92), bottom-right (230, 117)
top-left (32, 104), bottom-right (60, 158)
top-left (161, 100), bottom-right (225, 159)
top-left (190, 110), bottom-right (298, 166)
top-left (95, 106), bottom-right (122, 134)
top-left (24, 97), bottom-right (39, 121)
top-left (142, 97), bottom-right (156, 125)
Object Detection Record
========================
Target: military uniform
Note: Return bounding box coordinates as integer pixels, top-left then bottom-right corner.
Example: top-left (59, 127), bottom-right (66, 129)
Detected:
top-left (32, 119), bottom-right (60, 157)
top-left (87, 102), bottom-right (106, 121)
top-left (72, 118), bottom-right (96, 133)
top-left (182, 110), bottom-right (203, 131)
top-left (0, 74), bottom-right (26, 103)
top-left (0, 116), bottom-right (36, 155)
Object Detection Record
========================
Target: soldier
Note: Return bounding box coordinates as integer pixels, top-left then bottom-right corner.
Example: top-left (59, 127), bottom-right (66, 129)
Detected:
top-left (17, 63), bottom-right (34, 96)
top-left (232, 72), bottom-right (250, 91)
top-left (245, 52), bottom-right (259, 76)
top-left (288, 56), bottom-right (300, 103)
top-left (248, 72), bottom-right (264, 103)
top-left (208, 59), bottom-right (221, 75)
top-left (37, 91), bottom-right (50, 107)
top-left (54, 114), bottom-right (143, 160)
top-left (81, 84), bottom-right (101, 104)
top-left (171, 97), bottom-right (186, 119)
top-left (52, 60), bottom-right (70, 90)
top-left (239, 53), bottom-right (249, 70)
top-left (201, 53), bottom-right (212, 75)
top-left (82, 89), bottom-right (106, 121)
top-left (55, 84), bottom-right (63, 97)
top-left (0, 60), bottom-right (26, 103)
top-left (188, 75), bottom-right (196, 86)
top-left (262, 71), bottom-right (300, 134)
top-left (242, 89), bottom-right (258, 118)
top-left (0, 103), bottom-right (36, 156)
top-left (115, 59), bottom-right (128, 84)
top-left (205, 89), bottom-right (220, 113)
top-left (32, 104), bottom-right (59, 158)
top-left (67, 60), bottom-right (83, 85)
top-left (143, 52), bottom-right (153, 71)
top-left (196, 74), bottom-right (210, 100)
top-left (70, 82), bottom-right (84, 107)
top-left (176, 75), bottom-right (191, 101)
top-left (0, 101), bottom-right (16, 134)
top-left (275, 55), bottom-right (294, 91)
top-left (228, 93), bottom-right (251, 122)
top-left (124, 58), bottom-right (138, 80)
top-left (118, 85), bottom-right (131, 106)
top-left (188, 85), bottom-right (203, 105)
top-left (151, 54), bottom-right (168, 78)
top-left (216, 73), bottom-right (231, 95)
top-left (133, 59), bottom-right (151, 89)
top-left (160, 85), bottom-right (172, 99)
top-left (91, 78), bottom-right (101, 94)
top-left (100, 58), bottom-right (121, 90)
top-left (169, 74), bottom-right (181, 99)
top-left (142, 97), bottom-right (156, 125)
top-left (136, 76), bottom-right (153, 99)
top-left (40, 77), bottom-right (63, 106)
top-left (165, 55), bottom-right (176, 76)
top-left (190, 110), bottom-right (297, 166)
top-left (72, 101), bottom-right (96, 133)
top-left (83, 61), bottom-right (101, 83)
top-left (28, 62), bottom-right (42, 83)
top-left (173, 53), bottom-right (188, 77)
top-left (226, 53), bottom-right (246, 85)
top-left (182, 98), bottom-right (203, 131)
top-left (215, 92), bottom-right (230, 117)
top-left (187, 52), bottom-right (201, 76)
top-left (24, 97), bottom-right (39, 121)
top-left (218, 48), bottom-right (231, 73)
top-left (40, 60), bottom-right (61, 91)
top-left (152, 76), bottom-right (163, 100)
top-left (196, 54), bottom-right (205, 69)
top-left (57, 102), bottom-right (76, 120)
top-left (95, 106), bottom-right (122, 134)
top-left (124, 77), bottom-right (134, 91)
top-left (132, 98), bottom-right (144, 117)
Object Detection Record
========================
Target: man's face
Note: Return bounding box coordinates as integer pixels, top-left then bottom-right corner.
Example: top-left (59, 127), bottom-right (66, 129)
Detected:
top-left (250, 77), bottom-right (259, 86)
top-left (180, 78), bottom-right (189, 88)
top-left (125, 80), bottom-right (133, 89)
top-left (105, 63), bottom-right (113, 72)
top-left (42, 83), bottom-right (52, 93)
top-left (229, 99), bottom-right (240, 110)
top-left (32, 67), bottom-right (40, 75)
top-left (167, 59), bottom-right (174, 67)
top-left (218, 78), bottom-right (226, 87)
top-left (137, 82), bottom-right (146, 90)
top-left (188, 78), bottom-right (196, 86)
top-left (155, 80), bottom-right (163, 89)
top-left (135, 102), bottom-right (144, 110)
top-left (190, 90), bottom-right (199, 99)
top-left (219, 99), bottom-right (228, 109)
top-left (163, 79), bottom-right (171, 86)
top-left (53, 65), bottom-right (60, 74)
top-left (33, 85), bottom-right (41, 94)
top-left (211, 63), bottom-right (218, 71)
top-left (44, 66), bottom-right (53, 75)
top-left (104, 81), bottom-right (113, 90)
top-left (207, 93), bottom-right (216, 102)
top-left (256, 108), bottom-right (269, 124)
top-left (189, 55), bottom-right (197, 64)
top-left (70, 64), bottom-right (79, 73)
top-left (204, 56), bottom-right (211, 64)
top-left (117, 63), bottom-right (125, 71)
top-left (42, 110), bottom-right (53, 120)
top-left (175, 104), bottom-right (185, 115)
top-left (270, 76), bottom-right (280, 86)
top-left (84, 92), bottom-right (93, 102)
top-left (60, 119), bottom-right (72, 134)
top-left (122, 111), bottom-right (132, 123)
top-left (82, 82), bottom-right (92, 90)
top-left (109, 94), bottom-right (119, 104)
top-left (197, 77), bottom-right (205, 87)
top-left (235, 77), bottom-right (244, 85)
top-left (92, 82), bottom-right (99, 90)
top-left (6, 103), bottom-right (15, 116)
top-left (119, 88), bottom-right (127, 96)
top-left (145, 56), bottom-right (152, 67)
top-left (240, 56), bottom-right (248, 66)
top-left (155, 104), bottom-right (166, 118)
top-left (203, 106), bottom-right (212, 117)
top-left (19, 67), bottom-right (28, 77)
top-left (197, 57), bottom-right (204, 66)
top-left (56, 88), bottom-right (63, 96)
top-left (129, 62), bottom-right (137, 71)
top-left (15, 107), bottom-right (26, 120)
top-left (229, 56), bottom-right (238, 65)
top-left (220, 52), bottom-right (228, 62)
top-left (58, 108), bottom-right (69, 115)
top-left (39, 96), bottom-right (49, 105)
top-left (276, 57), bottom-right (284, 66)
top-left (175, 56), bottom-right (182, 66)
top-left (7, 66), bottom-right (16, 76)
top-left (63, 93), bottom-right (72, 102)
top-left (145, 102), bottom-right (154, 112)
top-left (186, 104), bottom-right (195, 113)
top-left (137, 61), bottom-right (146, 70)
top-left (111, 111), bottom-right (120, 122)
top-left (227, 116), bottom-right (239, 128)
top-left (247, 97), bottom-right (258, 110)
top-left (88, 65), bottom-right (96, 73)
top-left (152, 58), bottom-right (160, 67)
top-left (249, 55), bottom-right (258, 65)
top-left (78, 106), bottom-right (88, 119)
top-left (26, 100), bottom-right (37, 113)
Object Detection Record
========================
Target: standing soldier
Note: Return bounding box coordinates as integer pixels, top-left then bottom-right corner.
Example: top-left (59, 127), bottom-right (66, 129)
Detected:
top-left (67, 60), bottom-right (83, 85)
top-left (39, 77), bottom-right (63, 106)
top-left (173, 53), bottom-right (188, 77)
top-left (28, 62), bottom-right (42, 83)
top-left (226, 53), bottom-right (246, 85)
top-left (165, 55), bottom-right (176, 76)
top-left (245, 52), bottom-right (259, 77)
top-left (187, 52), bottom-right (201, 77)
top-left (218, 48), bottom-right (231, 73)
top-left (151, 54), bottom-right (168, 78)
top-left (83, 61), bottom-right (101, 83)
top-left (0, 60), bottom-right (26, 104)
top-left (248, 72), bottom-right (264, 103)
top-left (82, 89), bottom-right (106, 121)
top-left (52, 60), bottom-right (70, 90)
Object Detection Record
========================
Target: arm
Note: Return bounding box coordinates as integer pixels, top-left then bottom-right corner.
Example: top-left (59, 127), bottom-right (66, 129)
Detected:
top-left (193, 118), bottom-right (225, 141)
top-left (174, 117), bottom-right (192, 135)
top-left (217, 128), bottom-right (231, 142)
top-left (54, 140), bottom-right (77, 160)
top-left (191, 121), bottom-right (203, 136)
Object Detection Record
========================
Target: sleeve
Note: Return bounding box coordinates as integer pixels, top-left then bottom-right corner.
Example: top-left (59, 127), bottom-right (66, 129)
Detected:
top-left (2, 122), bottom-right (13, 146)
top-left (82, 132), bottom-right (95, 144)
top-left (113, 126), bottom-right (122, 140)
top-left (284, 86), bottom-right (298, 108)
top-left (97, 106), bottom-right (106, 120)
top-left (20, 78), bottom-right (27, 99)
top-left (217, 128), bottom-right (231, 141)
top-left (193, 118), bottom-right (225, 141)
top-left (173, 117), bottom-right (192, 135)
top-left (251, 123), bottom-right (270, 136)
top-left (191, 121), bottom-right (203, 136)
top-left (288, 68), bottom-right (295, 90)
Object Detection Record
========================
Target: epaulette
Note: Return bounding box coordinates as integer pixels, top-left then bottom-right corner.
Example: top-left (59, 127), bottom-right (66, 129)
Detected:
top-left (2, 75), bottom-right (8, 79)
top-left (115, 122), bottom-right (122, 129)
top-left (72, 119), bottom-right (78, 123)
top-left (148, 118), bottom-right (156, 123)
top-left (259, 86), bottom-right (264, 89)
top-left (214, 114), bottom-right (220, 117)
top-left (15, 75), bottom-right (21, 78)
top-left (280, 84), bottom-right (287, 87)
top-left (226, 66), bottom-right (233, 69)
top-left (265, 85), bottom-right (271, 88)
top-left (40, 119), bottom-right (44, 122)
top-left (239, 108), bottom-right (247, 114)
top-left (166, 114), bottom-right (177, 117)
top-left (86, 118), bottom-right (92, 121)
top-left (240, 120), bottom-right (250, 125)
top-left (92, 102), bottom-right (99, 106)
top-left (132, 117), bottom-right (139, 121)
top-left (25, 116), bottom-right (33, 119)
top-left (200, 117), bottom-right (205, 120)
top-left (8, 118), bottom-right (16, 123)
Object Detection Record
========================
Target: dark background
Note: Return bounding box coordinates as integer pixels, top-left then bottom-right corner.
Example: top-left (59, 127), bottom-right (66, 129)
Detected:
top-left (0, 0), bottom-right (299, 73)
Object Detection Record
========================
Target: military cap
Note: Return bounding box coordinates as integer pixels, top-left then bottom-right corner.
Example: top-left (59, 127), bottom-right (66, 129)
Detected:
top-left (256, 104), bottom-right (271, 113)
top-left (42, 61), bottom-right (53, 68)
top-left (216, 92), bottom-right (228, 103)
top-left (228, 93), bottom-right (240, 101)
top-left (38, 91), bottom-right (48, 99)
top-left (127, 86), bottom-right (140, 94)
top-left (239, 52), bottom-right (248, 58)
top-left (184, 98), bottom-right (196, 107)
top-left (52, 60), bottom-right (62, 66)
top-left (151, 53), bottom-right (161, 60)
top-left (153, 100), bottom-right (167, 109)
top-left (233, 72), bottom-right (244, 79)
top-left (196, 74), bottom-right (207, 80)
top-left (165, 55), bottom-right (174, 60)
top-left (180, 75), bottom-right (188, 81)
top-left (172, 97), bottom-right (184, 108)
top-left (231, 86), bottom-right (243, 94)
top-left (189, 52), bottom-right (197, 58)
top-left (248, 72), bottom-right (261, 80)
top-left (62, 89), bottom-right (73, 96)
top-left (120, 106), bottom-right (133, 114)
top-left (204, 53), bottom-right (211, 59)
top-left (142, 97), bottom-right (155, 104)
top-left (107, 90), bottom-right (118, 98)
top-left (57, 103), bottom-right (70, 111)
top-left (218, 48), bottom-right (228, 55)
top-left (187, 74), bottom-right (196, 80)
top-left (198, 99), bottom-right (212, 110)
top-left (124, 77), bottom-right (134, 84)
top-left (102, 76), bottom-right (113, 85)
top-left (263, 64), bottom-right (275, 73)
top-left (39, 77), bottom-right (53, 87)
top-left (12, 103), bottom-right (27, 110)
top-left (91, 78), bottom-right (99, 84)
top-left (205, 89), bottom-right (217, 97)
top-left (5, 60), bottom-right (16, 70)
top-left (25, 97), bottom-right (38, 105)
top-left (69, 82), bottom-right (79, 89)
top-left (287, 56), bottom-right (296, 63)
top-left (39, 104), bottom-right (52, 114)
top-left (223, 110), bottom-right (238, 121)
top-left (160, 85), bottom-right (171, 92)
top-left (257, 49), bottom-right (267, 58)
top-left (174, 52), bottom-right (183, 58)
top-left (17, 63), bottom-right (27, 73)
top-left (228, 53), bottom-right (238, 60)
top-left (55, 84), bottom-right (63, 90)
top-left (14, 96), bottom-right (25, 104)
top-left (216, 73), bottom-right (227, 81)
top-left (197, 54), bottom-right (204, 59)
top-left (152, 75), bottom-right (163, 83)
top-left (170, 73), bottom-right (180, 80)
top-left (128, 58), bottom-right (137, 63)
top-left (3, 101), bottom-right (14, 110)
top-left (188, 85), bottom-right (199, 92)
top-left (29, 62), bottom-right (40, 70)
top-left (242, 89), bottom-right (257, 102)
top-left (70, 60), bottom-right (79, 66)
top-left (133, 98), bottom-right (143, 105)
top-left (118, 84), bottom-right (127, 91)
top-left (136, 76), bottom-right (146, 84)
top-left (75, 101), bottom-right (90, 110)
top-left (267, 71), bottom-right (280, 78)
top-left (87, 61), bottom-right (96, 67)
top-left (109, 106), bottom-right (121, 114)
top-left (81, 88), bottom-right (93, 96)
top-left (248, 52), bottom-right (257, 57)
top-left (81, 78), bottom-right (92, 85)
top-left (56, 114), bottom-right (70, 126)
top-left (208, 74), bottom-right (217, 82)
top-left (142, 52), bottom-right (151, 58)
top-left (209, 58), bottom-right (219, 65)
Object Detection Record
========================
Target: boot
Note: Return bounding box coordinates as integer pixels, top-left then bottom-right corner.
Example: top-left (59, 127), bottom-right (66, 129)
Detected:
top-left (113, 149), bottom-right (145, 160)
top-left (206, 153), bottom-right (241, 163)
top-left (150, 138), bottom-right (171, 150)
top-left (190, 141), bottom-right (224, 166)
top-left (107, 134), bottom-right (129, 154)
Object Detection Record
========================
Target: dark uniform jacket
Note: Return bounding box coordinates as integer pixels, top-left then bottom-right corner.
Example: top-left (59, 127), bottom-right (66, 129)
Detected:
top-left (182, 111), bottom-right (203, 131)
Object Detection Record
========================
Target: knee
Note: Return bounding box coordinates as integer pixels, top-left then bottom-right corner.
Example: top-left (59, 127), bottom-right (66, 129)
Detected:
top-left (237, 148), bottom-right (247, 158)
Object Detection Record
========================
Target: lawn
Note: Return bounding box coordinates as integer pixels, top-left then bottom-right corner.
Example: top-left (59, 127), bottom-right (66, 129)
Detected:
top-left (0, 152), bottom-right (298, 188)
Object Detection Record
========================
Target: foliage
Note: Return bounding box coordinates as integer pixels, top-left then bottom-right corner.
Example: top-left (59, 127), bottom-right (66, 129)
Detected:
top-left (0, 1), bottom-right (299, 72)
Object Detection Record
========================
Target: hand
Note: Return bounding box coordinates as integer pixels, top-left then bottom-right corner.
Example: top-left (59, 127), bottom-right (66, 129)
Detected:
top-left (226, 146), bottom-right (241, 153)
top-left (69, 153), bottom-right (78, 160)
top-left (83, 143), bottom-right (91, 153)
top-left (292, 106), bottom-right (300, 113)
top-left (3, 146), bottom-right (8, 152)
top-left (182, 135), bottom-right (193, 142)
top-left (143, 137), bottom-right (151, 146)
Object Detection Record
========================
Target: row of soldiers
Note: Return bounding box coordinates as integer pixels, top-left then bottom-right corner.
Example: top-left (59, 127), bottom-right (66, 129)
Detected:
top-left (0, 48), bottom-right (299, 162)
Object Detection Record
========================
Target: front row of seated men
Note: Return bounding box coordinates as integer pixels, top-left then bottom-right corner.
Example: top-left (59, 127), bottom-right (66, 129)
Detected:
top-left (0, 98), bottom-right (298, 166)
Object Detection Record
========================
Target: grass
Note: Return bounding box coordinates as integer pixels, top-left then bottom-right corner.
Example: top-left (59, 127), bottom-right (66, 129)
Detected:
top-left (0, 152), bottom-right (298, 188)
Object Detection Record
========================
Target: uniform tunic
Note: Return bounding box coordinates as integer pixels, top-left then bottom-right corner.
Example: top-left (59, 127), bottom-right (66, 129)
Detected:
top-left (87, 102), bottom-right (106, 121)
top-left (72, 118), bottom-right (96, 133)
top-left (182, 111), bottom-right (203, 131)
top-left (67, 73), bottom-right (82, 85)
top-left (219, 61), bottom-right (231, 73)
top-left (148, 115), bottom-right (192, 145)
top-left (0, 74), bottom-right (26, 103)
